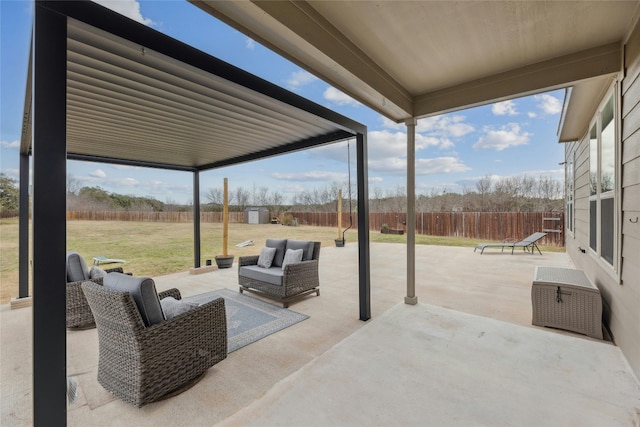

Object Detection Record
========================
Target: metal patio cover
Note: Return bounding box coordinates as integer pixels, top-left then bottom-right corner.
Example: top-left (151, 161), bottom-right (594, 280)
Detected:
top-left (24, 3), bottom-right (371, 424)
top-left (21, 1), bottom-right (366, 170)
top-left (192, 0), bottom-right (640, 140)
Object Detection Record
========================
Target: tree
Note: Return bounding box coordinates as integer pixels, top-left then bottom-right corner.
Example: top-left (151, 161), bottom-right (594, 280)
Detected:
top-left (475, 175), bottom-right (492, 211)
top-left (0, 173), bottom-right (19, 215)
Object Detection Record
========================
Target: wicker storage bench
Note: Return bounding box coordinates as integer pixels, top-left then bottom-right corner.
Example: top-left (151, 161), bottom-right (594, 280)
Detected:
top-left (531, 267), bottom-right (603, 339)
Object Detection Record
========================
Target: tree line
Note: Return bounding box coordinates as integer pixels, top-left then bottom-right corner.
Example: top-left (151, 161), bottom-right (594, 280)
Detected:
top-left (0, 172), bottom-right (563, 217)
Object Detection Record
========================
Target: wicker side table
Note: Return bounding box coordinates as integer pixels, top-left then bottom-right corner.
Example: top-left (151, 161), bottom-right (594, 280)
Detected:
top-left (531, 267), bottom-right (603, 339)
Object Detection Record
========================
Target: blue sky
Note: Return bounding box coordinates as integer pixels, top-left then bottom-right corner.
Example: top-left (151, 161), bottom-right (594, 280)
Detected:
top-left (1, 0), bottom-right (566, 205)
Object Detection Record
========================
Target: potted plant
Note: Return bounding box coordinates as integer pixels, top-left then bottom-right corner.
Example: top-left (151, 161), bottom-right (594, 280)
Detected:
top-left (381, 223), bottom-right (390, 234)
top-left (215, 178), bottom-right (234, 269)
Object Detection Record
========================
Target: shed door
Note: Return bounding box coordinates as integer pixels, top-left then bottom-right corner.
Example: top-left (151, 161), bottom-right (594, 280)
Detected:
top-left (248, 210), bottom-right (259, 224)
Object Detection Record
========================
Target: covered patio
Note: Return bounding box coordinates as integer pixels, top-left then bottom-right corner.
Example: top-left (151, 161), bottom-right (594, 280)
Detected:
top-left (14, 1), bottom-right (640, 424)
top-left (3, 243), bottom-right (639, 425)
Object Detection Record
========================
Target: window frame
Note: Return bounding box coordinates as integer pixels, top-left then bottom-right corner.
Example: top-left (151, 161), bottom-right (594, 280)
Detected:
top-left (587, 83), bottom-right (620, 277)
top-left (565, 148), bottom-right (575, 236)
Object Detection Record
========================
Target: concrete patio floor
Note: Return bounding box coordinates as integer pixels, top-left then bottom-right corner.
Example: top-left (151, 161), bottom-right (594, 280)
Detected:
top-left (2, 243), bottom-right (639, 426)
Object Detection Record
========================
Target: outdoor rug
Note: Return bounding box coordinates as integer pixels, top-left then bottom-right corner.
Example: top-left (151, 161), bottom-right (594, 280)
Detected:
top-left (182, 288), bottom-right (309, 353)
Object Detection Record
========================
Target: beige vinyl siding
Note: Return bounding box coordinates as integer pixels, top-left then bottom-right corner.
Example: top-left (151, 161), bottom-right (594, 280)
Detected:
top-left (570, 137), bottom-right (591, 248)
top-left (564, 18), bottom-right (640, 379)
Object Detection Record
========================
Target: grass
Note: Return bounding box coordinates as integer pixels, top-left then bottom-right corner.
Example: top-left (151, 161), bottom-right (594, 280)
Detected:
top-left (0, 218), bottom-right (563, 304)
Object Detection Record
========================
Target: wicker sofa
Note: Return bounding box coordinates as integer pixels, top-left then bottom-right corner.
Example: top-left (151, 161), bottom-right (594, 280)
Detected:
top-left (66, 251), bottom-right (125, 329)
top-left (238, 239), bottom-right (321, 308)
top-left (82, 274), bottom-right (227, 407)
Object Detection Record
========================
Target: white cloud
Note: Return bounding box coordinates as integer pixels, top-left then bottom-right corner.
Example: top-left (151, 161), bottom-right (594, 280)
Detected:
top-left (492, 100), bottom-right (518, 116)
top-left (381, 115), bottom-right (474, 140)
top-left (1, 140), bottom-right (20, 149)
top-left (271, 171), bottom-right (347, 182)
top-left (117, 177), bottom-right (140, 187)
top-left (368, 156), bottom-right (469, 175)
top-left (110, 164), bottom-right (137, 170)
top-left (92, 0), bottom-right (154, 26)
top-left (528, 112), bottom-right (537, 118)
top-left (2, 168), bottom-right (19, 177)
top-left (416, 157), bottom-right (470, 174)
top-left (246, 38), bottom-right (256, 50)
top-left (380, 117), bottom-right (404, 130)
top-left (323, 87), bottom-right (361, 107)
top-left (473, 123), bottom-right (531, 151)
top-left (368, 130), bottom-right (454, 157)
top-left (285, 70), bottom-right (318, 90)
top-left (417, 115), bottom-right (474, 138)
top-left (90, 169), bottom-right (107, 178)
top-left (535, 94), bottom-right (562, 114)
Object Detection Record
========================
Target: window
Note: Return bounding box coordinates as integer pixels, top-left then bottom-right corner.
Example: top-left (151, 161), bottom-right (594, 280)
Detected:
top-left (566, 149), bottom-right (574, 233)
top-left (588, 92), bottom-right (616, 266)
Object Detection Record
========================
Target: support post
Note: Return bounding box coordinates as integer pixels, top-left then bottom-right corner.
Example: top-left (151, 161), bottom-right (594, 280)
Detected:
top-left (193, 170), bottom-right (201, 268)
top-left (405, 118), bottom-right (418, 305)
top-left (19, 152), bottom-right (30, 299)
top-left (33, 2), bottom-right (67, 424)
top-left (356, 132), bottom-right (371, 320)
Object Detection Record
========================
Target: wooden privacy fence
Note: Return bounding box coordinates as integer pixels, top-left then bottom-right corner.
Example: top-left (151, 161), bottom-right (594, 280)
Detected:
top-left (288, 211), bottom-right (565, 246)
top-left (67, 210), bottom-right (564, 246)
top-left (67, 211), bottom-right (244, 223)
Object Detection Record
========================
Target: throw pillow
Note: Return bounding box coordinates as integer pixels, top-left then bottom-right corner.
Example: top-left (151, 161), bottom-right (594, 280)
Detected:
top-left (257, 246), bottom-right (277, 268)
top-left (160, 297), bottom-right (199, 320)
top-left (89, 266), bottom-right (107, 279)
top-left (281, 248), bottom-right (303, 270)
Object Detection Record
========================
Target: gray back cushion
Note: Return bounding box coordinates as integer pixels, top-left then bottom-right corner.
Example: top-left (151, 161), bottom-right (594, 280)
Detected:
top-left (103, 273), bottom-right (165, 326)
top-left (266, 238), bottom-right (287, 267)
top-left (67, 251), bottom-right (90, 282)
top-left (285, 240), bottom-right (314, 261)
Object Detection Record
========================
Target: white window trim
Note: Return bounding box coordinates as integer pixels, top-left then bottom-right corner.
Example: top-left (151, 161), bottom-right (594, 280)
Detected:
top-left (565, 147), bottom-right (575, 237)
top-left (587, 82), bottom-right (621, 281)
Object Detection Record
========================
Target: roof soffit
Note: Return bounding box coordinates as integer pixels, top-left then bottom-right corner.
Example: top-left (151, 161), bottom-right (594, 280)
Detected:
top-left (192, 0), bottom-right (640, 120)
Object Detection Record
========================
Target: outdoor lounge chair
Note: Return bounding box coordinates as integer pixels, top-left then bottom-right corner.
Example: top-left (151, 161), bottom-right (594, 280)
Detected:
top-left (66, 251), bottom-right (127, 329)
top-left (82, 275), bottom-right (227, 407)
top-left (474, 232), bottom-right (547, 255)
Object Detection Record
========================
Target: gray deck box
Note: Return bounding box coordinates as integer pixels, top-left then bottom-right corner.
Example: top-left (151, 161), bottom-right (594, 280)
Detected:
top-left (531, 267), bottom-right (603, 339)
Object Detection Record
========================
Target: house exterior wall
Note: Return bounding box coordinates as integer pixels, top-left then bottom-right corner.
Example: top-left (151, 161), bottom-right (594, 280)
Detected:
top-left (565, 20), bottom-right (640, 380)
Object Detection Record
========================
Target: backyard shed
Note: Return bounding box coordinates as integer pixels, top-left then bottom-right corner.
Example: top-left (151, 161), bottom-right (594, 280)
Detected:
top-left (245, 207), bottom-right (270, 224)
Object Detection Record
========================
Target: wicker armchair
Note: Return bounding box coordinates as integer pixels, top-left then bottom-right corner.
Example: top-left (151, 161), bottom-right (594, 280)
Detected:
top-left (66, 251), bottom-right (125, 329)
top-left (81, 280), bottom-right (227, 407)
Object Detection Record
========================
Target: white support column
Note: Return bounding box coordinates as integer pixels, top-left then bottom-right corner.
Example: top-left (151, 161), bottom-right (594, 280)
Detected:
top-left (405, 118), bottom-right (418, 305)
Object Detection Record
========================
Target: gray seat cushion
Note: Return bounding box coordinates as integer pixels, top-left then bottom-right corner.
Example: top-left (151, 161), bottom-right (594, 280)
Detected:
top-left (285, 240), bottom-right (314, 261)
top-left (103, 273), bottom-right (165, 326)
top-left (266, 238), bottom-right (287, 267)
top-left (239, 265), bottom-right (284, 286)
top-left (67, 251), bottom-right (90, 282)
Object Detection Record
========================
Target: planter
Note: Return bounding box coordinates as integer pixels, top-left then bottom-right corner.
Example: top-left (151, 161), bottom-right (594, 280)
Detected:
top-left (381, 228), bottom-right (404, 235)
top-left (214, 255), bottom-right (235, 269)
top-left (335, 239), bottom-right (345, 247)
